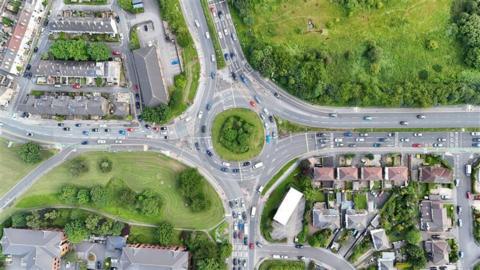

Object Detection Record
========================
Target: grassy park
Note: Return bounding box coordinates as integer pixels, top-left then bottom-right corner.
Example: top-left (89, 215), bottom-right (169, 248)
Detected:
top-left (212, 108), bottom-right (264, 161)
top-left (14, 152), bottom-right (224, 229)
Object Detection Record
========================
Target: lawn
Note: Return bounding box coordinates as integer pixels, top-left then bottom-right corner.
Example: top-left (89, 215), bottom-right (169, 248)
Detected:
top-left (14, 152), bottom-right (224, 230)
top-left (353, 192), bottom-right (367, 210)
top-left (259, 260), bottom-right (305, 270)
top-left (212, 108), bottom-right (264, 161)
top-left (231, 0), bottom-right (480, 107)
top-left (0, 139), bottom-right (53, 197)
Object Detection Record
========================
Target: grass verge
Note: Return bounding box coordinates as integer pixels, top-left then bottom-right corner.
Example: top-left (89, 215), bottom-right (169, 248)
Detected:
top-left (261, 158), bottom-right (298, 195)
top-left (200, 0), bottom-right (226, 69)
top-left (259, 260), bottom-right (305, 270)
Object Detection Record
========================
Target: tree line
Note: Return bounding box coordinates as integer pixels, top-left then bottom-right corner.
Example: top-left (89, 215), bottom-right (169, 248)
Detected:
top-left (48, 40), bottom-right (111, 61)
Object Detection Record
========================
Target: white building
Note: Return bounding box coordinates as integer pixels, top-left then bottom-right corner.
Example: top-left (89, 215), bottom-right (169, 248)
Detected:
top-left (273, 187), bottom-right (303, 226)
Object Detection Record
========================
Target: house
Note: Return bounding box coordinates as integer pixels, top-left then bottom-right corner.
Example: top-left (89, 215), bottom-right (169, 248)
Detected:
top-left (360, 167), bottom-right (383, 181)
top-left (385, 167), bottom-right (409, 187)
top-left (377, 252), bottom-right (395, 270)
top-left (273, 187), bottom-right (304, 226)
top-left (312, 202), bottom-right (340, 230)
top-left (419, 166), bottom-right (452, 184)
top-left (370, 229), bottom-right (391, 251)
top-left (337, 167), bottom-right (358, 181)
top-left (50, 17), bottom-right (118, 36)
top-left (420, 200), bottom-right (450, 232)
top-left (345, 209), bottom-right (368, 231)
top-left (18, 95), bottom-right (109, 117)
top-left (1, 228), bottom-right (69, 270)
top-left (120, 245), bottom-right (189, 269)
top-left (312, 167), bottom-right (335, 188)
top-left (424, 240), bottom-right (450, 266)
top-left (132, 46), bottom-right (169, 107)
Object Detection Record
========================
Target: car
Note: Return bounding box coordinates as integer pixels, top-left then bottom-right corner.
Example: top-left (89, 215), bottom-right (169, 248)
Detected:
top-left (233, 231), bottom-right (237, 239)
top-left (82, 130), bottom-right (89, 135)
top-left (231, 33), bottom-right (237, 40)
top-left (432, 234), bottom-right (441, 240)
top-left (126, 128), bottom-right (134, 132)
top-left (412, 143), bottom-right (422, 147)
top-left (268, 115), bottom-right (274, 123)
top-left (26, 64), bottom-right (31, 70)
top-left (114, 140), bottom-right (122, 144)
top-left (242, 161), bottom-right (251, 167)
top-left (231, 72), bottom-right (236, 80)
top-left (133, 84), bottom-right (139, 91)
top-left (194, 19), bottom-right (200, 27)
top-left (399, 121), bottom-right (409, 125)
top-left (417, 114), bottom-right (426, 119)
top-left (205, 31), bottom-right (210, 39)
top-left (413, 133), bottom-right (423, 137)
top-left (329, 113), bottom-right (338, 118)
top-left (473, 138), bottom-right (480, 142)
top-left (459, 251), bottom-right (464, 258)
top-left (206, 150), bottom-right (213, 157)
top-left (249, 243), bottom-right (254, 249)
top-left (220, 167), bottom-right (228, 172)
top-left (57, 122), bottom-right (64, 127)
top-left (273, 92), bottom-right (279, 98)
top-left (334, 138), bottom-right (343, 142)
top-left (348, 143), bottom-right (357, 148)
top-left (91, 128), bottom-right (99, 132)
top-left (359, 133), bottom-right (369, 137)
top-left (363, 116), bottom-right (372, 120)
top-left (210, 72), bottom-right (215, 79)
top-left (164, 135), bottom-right (168, 139)
top-left (81, 141), bottom-right (88, 145)
top-left (211, 54), bottom-right (216, 62)
top-left (232, 168), bottom-right (240, 173)
top-left (206, 103), bottom-right (212, 111)
top-left (115, 15), bottom-right (120, 23)
top-left (373, 143), bottom-right (381, 147)
top-left (433, 143), bottom-right (443, 147)
top-left (160, 126), bottom-right (167, 131)
top-left (104, 128), bottom-right (110, 132)
top-left (144, 124), bottom-right (151, 129)
top-left (471, 132), bottom-right (480, 136)
top-left (243, 236), bottom-right (248, 245)
top-left (387, 132), bottom-right (395, 137)
top-left (63, 127), bottom-right (70, 131)
top-left (135, 93), bottom-right (140, 100)
top-left (355, 138), bottom-right (365, 142)
top-left (457, 205), bottom-right (462, 214)
top-left (256, 241), bottom-right (263, 248)
top-left (224, 28), bottom-right (229, 35)
top-left (224, 53), bottom-right (230, 60)
top-left (400, 138), bottom-right (410, 142)
top-left (96, 261), bottom-right (102, 269)
top-left (72, 83), bottom-right (81, 89)
top-left (33, 47), bottom-right (38, 53)
top-left (266, 135), bottom-right (271, 144)
top-left (112, 50), bottom-right (121, 56)
top-left (473, 143), bottom-right (480, 147)
top-left (198, 111), bottom-right (203, 119)
top-left (458, 219), bottom-right (463, 227)
top-left (295, 244), bottom-right (304, 249)
top-left (97, 140), bottom-right (106, 144)
top-left (143, 24), bottom-right (148, 31)
top-left (259, 113), bottom-right (266, 121)
top-left (194, 142), bottom-right (200, 151)
top-left (75, 123), bottom-right (81, 127)
top-left (467, 192), bottom-right (472, 199)
top-left (344, 132), bottom-right (353, 137)
top-left (233, 258), bottom-right (237, 265)
top-left (135, 102), bottom-right (140, 109)
top-left (218, 10), bottom-right (223, 17)
top-left (201, 125), bottom-right (206, 133)
top-left (118, 130), bottom-right (126, 135)
top-left (249, 100), bottom-right (256, 107)
top-left (335, 142), bottom-right (344, 147)
top-left (316, 132), bottom-right (326, 137)
top-left (271, 131), bottom-right (277, 138)
top-left (437, 138), bottom-right (447, 142)
top-left (378, 138), bottom-right (388, 142)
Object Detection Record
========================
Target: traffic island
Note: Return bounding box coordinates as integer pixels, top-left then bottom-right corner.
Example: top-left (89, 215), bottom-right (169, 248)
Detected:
top-left (212, 108), bottom-right (264, 161)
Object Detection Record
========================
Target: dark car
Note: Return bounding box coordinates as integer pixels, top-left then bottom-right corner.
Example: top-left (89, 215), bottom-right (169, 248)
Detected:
top-left (135, 102), bottom-right (140, 109)
top-left (201, 125), bottom-right (206, 133)
top-left (210, 72), bottom-right (215, 79)
top-left (81, 141), bottom-right (88, 145)
top-left (33, 47), bottom-right (38, 53)
top-left (218, 10), bottom-right (223, 17)
top-left (144, 124), bottom-right (150, 129)
top-left (63, 127), bottom-right (70, 131)
top-left (220, 167), bottom-right (228, 172)
top-left (232, 168), bottom-right (240, 173)
top-left (295, 244), bottom-right (304, 249)
top-left (316, 132), bottom-right (326, 137)
top-left (104, 128), bottom-right (110, 132)
top-left (373, 143), bottom-right (381, 147)
top-left (224, 53), bottom-right (230, 60)
top-left (243, 236), bottom-right (248, 245)
top-left (378, 137), bottom-right (388, 142)
top-left (96, 261), bottom-right (102, 269)
top-left (273, 92), bottom-right (279, 98)
top-left (268, 115), bottom-right (274, 123)
top-left (135, 93), bottom-right (140, 99)
top-left (26, 64), bottom-right (31, 70)
top-left (144, 24), bottom-right (148, 31)
top-left (242, 161), bottom-right (251, 167)
top-left (91, 128), bottom-right (99, 132)
top-left (206, 103), bottom-right (212, 111)
top-left (231, 72), bottom-right (237, 80)
top-left (206, 149), bottom-right (213, 157)
top-left (75, 123), bottom-right (81, 127)
top-left (194, 142), bottom-right (200, 150)
top-left (399, 121), bottom-right (409, 125)
top-left (160, 126), bottom-right (167, 131)
top-left (115, 16), bottom-right (120, 23)
top-left (57, 122), bottom-right (64, 127)
top-left (233, 258), bottom-right (237, 265)
top-left (230, 52), bottom-right (236, 58)
top-left (344, 131), bottom-right (353, 137)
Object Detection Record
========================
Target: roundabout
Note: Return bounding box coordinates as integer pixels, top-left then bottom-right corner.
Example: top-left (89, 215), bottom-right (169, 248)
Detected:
top-left (211, 108), bottom-right (265, 161)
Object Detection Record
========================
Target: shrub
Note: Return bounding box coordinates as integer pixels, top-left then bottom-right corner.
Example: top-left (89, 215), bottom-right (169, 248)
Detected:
top-left (64, 219), bottom-right (89, 243)
top-left (177, 168), bottom-right (210, 212)
top-left (219, 116), bottom-right (256, 154)
top-left (426, 39), bottom-right (439, 50)
top-left (68, 157), bottom-right (89, 176)
top-left (307, 229), bottom-right (332, 248)
top-left (17, 142), bottom-right (42, 164)
top-left (156, 221), bottom-right (174, 245)
top-left (98, 157), bottom-right (113, 173)
top-left (418, 69), bottom-right (429, 80)
top-left (59, 185), bottom-right (78, 204)
top-left (90, 185), bottom-right (109, 206)
top-left (76, 189), bottom-right (90, 204)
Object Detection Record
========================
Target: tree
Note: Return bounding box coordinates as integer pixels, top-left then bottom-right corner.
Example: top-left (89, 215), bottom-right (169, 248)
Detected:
top-left (77, 189), bottom-right (90, 204)
top-left (141, 104), bottom-right (171, 123)
top-left (405, 228), bottom-right (421, 245)
top-left (64, 219), bottom-right (89, 243)
top-left (90, 185), bottom-right (109, 206)
top-left (25, 211), bottom-right (42, 229)
top-left (59, 185), bottom-right (79, 204)
top-left (87, 42), bottom-right (111, 61)
top-left (197, 258), bottom-right (221, 270)
top-left (43, 210), bottom-right (58, 221)
top-left (17, 142), bottom-right (42, 164)
top-left (97, 157), bottom-right (113, 173)
top-left (85, 214), bottom-right (101, 232)
top-left (459, 14), bottom-right (480, 48)
top-left (364, 41), bottom-right (382, 63)
top-left (218, 241), bottom-right (232, 259)
top-left (404, 244), bottom-right (427, 269)
top-left (68, 157), bottom-right (89, 176)
top-left (465, 47), bottom-right (480, 69)
top-left (136, 191), bottom-right (162, 216)
top-left (11, 213), bottom-right (27, 228)
top-left (156, 221), bottom-right (174, 245)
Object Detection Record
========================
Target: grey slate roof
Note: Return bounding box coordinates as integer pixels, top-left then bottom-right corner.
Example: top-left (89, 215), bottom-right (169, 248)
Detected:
top-left (344, 209), bottom-right (368, 230)
top-left (312, 207), bottom-right (340, 230)
top-left (425, 240), bottom-right (450, 265)
top-left (50, 18), bottom-right (117, 34)
top-left (120, 245), bottom-right (189, 270)
top-left (420, 200), bottom-right (450, 232)
top-left (133, 46), bottom-right (169, 107)
top-left (1, 228), bottom-right (64, 270)
top-left (18, 95), bottom-right (108, 116)
top-left (370, 229), bottom-right (391, 251)
top-left (33, 60), bottom-right (105, 78)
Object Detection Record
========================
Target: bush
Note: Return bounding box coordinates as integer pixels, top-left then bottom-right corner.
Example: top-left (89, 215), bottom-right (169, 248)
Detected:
top-left (68, 157), bottom-right (89, 176)
top-left (76, 189), bottom-right (90, 204)
top-left (135, 190), bottom-right (162, 216)
top-left (141, 104), bottom-right (171, 123)
top-left (98, 157), bottom-right (113, 173)
top-left (219, 116), bottom-right (256, 154)
top-left (426, 39), bottom-right (439, 50)
top-left (156, 221), bottom-right (174, 245)
top-left (90, 185), bottom-right (109, 206)
top-left (307, 229), bottom-right (332, 248)
top-left (17, 142), bottom-right (42, 164)
top-left (64, 219), bottom-right (89, 243)
top-left (59, 185), bottom-right (78, 204)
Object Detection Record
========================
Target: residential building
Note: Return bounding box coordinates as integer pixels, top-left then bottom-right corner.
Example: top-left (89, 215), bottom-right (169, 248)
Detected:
top-left (50, 17), bottom-right (118, 35)
top-left (120, 245), bottom-right (189, 269)
top-left (424, 240), bottom-right (450, 266)
top-left (420, 200), bottom-right (450, 232)
top-left (18, 95), bottom-right (109, 117)
top-left (370, 229), bottom-right (391, 251)
top-left (337, 167), bottom-right (359, 181)
top-left (384, 167), bottom-right (409, 187)
top-left (312, 167), bottom-right (335, 188)
top-left (312, 202), bottom-right (340, 230)
top-left (345, 209), bottom-right (368, 231)
top-left (360, 167), bottom-right (383, 181)
top-left (419, 166), bottom-right (452, 184)
top-left (377, 252), bottom-right (396, 270)
top-left (132, 46), bottom-right (169, 107)
top-left (273, 187), bottom-right (304, 226)
top-left (1, 228), bottom-right (69, 270)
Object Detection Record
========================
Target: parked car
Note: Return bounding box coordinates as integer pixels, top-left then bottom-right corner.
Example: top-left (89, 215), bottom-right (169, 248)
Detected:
top-left (194, 142), bottom-right (200, 151)
top-left (201, 125), bottom-right (206, 133)
top-left (206, 150), bottom-right (213, 157)
top-left (400, 138), bottom-right (410, 142)
top-left (373, 143), bottom-right (381, 147)
top-left (144, 24), bottom-right (148, 31)
top-left (112, 50), bottom-right (121, 56)
top-left (413, 133), bottom-right (423, 137)
top-left (63, 127), bottom-right (70, 131)
top-left (329, 113), bottom-right (338, 118)
top-left (412, 143), bottom-right (422, 147)
top-left (72, 83), bottom-right (81, 89)
top-left (81, 141), bottom-right (88, 145)
top-left (242, 161), bottom-right (251, 167)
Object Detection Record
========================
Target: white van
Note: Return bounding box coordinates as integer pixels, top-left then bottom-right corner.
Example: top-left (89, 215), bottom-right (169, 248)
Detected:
top-left (222, 161), bottom-right (231, 167)
top-left (205, 32), bottom-right (210, 39)
top-left (257, 185), bottom-right (264, 193)
top-left (253, 162), bottom-right (264, 169)
top-left (211, 54), bottom-right (215, 62)
top-left (194, 19), bottom-right (200, 28)
top-left (251, 207), bottom-right (256, 217)
top-left (466, 164), bottom-right (472, 176)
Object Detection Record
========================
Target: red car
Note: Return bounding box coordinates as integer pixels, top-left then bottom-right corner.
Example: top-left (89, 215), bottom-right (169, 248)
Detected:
top-left (152, 126), bottom-right (159, 132)
top-left (112, 50), bottom-right (121, 56)
top-left (72, 83), bottom-right (81, 89)
top-left (126, 128), bottom-right (134, 132)
top-left (467, 192), bottom-right (472, 199)
top-left (133, 84), bottom-right (139, 91)
top-left (412, 143), bottom-right (422, 148)
top-left (249, 243), bottom-right (254, 250)
top-left (249, 100), bottom-right (256, 107)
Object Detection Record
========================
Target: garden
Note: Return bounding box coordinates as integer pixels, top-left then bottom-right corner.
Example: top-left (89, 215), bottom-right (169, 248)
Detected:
top-left (212, 108), bottom-right (264, 161)
top-left (231, 0), bottom-right (480, 107)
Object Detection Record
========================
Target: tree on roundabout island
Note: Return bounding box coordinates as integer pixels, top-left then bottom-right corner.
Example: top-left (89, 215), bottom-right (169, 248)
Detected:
top-left (212, 108), bottom-right (264, 161)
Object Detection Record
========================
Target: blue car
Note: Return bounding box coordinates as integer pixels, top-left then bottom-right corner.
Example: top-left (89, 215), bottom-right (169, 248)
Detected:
top-left (82, 130), bottom-right (89, 135)
top-left (373, 143), bottom-right (381, 147)
top-left (119, 129), bottom-right (126, 135)
top-left (266, 135), bottom-right (271, 144)
top-left (344, 132), bottom-right (353, 137)
top-left (81, 141), bottom-right (88, 145)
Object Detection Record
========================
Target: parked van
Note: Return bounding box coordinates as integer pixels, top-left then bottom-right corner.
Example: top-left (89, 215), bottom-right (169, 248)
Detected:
top-left (466, 164), bottom-right (472, 176)
top-left (253, 162), bottom-right (264, 169)
top-left (257, 185), bottom-right (264, 193)
top-left (251, 207), bottom-right (256, 217)
top-left (205, 32), bottom-right (210, 39)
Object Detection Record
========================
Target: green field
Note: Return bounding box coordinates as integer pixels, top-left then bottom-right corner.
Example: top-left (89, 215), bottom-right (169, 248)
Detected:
top-left (0, 139), bottom-right (53, 197)
top-left (231, 0), bottom-right (480, 107)
top-left (14, 152), bottom-right (224, 229)
top-left (212, 108), bottom-right (264, 161)
top-left (259, 260), bottom-right (305, 270)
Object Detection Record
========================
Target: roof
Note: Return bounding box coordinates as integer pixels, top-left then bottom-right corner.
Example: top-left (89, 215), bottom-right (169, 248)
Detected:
top-left (419, 166), bottom-right (452, 183)
top-left (420, 200), bottom-right (450, 232)
top-left (370, 229), bottom-right (391, 251)
top-left (313, 167), bottom-right (335, 181)
top-left (385, 167), bottom-right (409, 186)
top-left (344, 209), bottom-right (368, 230)
top-left (360, 167), bottom-right (383, 181)
top-left (337, 167), bottom-right (358, 181)
top-left (312, 208), bottom-right (340, 229)
top-left (33, 61), bottom-right (107, 78)
top-left (18, 95), bottom-right (108, 116)
top-left (133, 46), bottom-right (169, 107)
top-left (106, 236), bottom-right (127, 251)
top-left (425, 240), bottom-right (450, 265)
top-left (120, 245), bottom-right (189, 270)
top-left (1, 228), bottom-right (64, 270)
top-left (6, 7), bottom-right (32, 52)
top-left (50, 18), bottom-right (117, 34)
top-left (377, 252), bottom-right (395, 270)
top-left (273, 187), bottom-right (304, 226)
